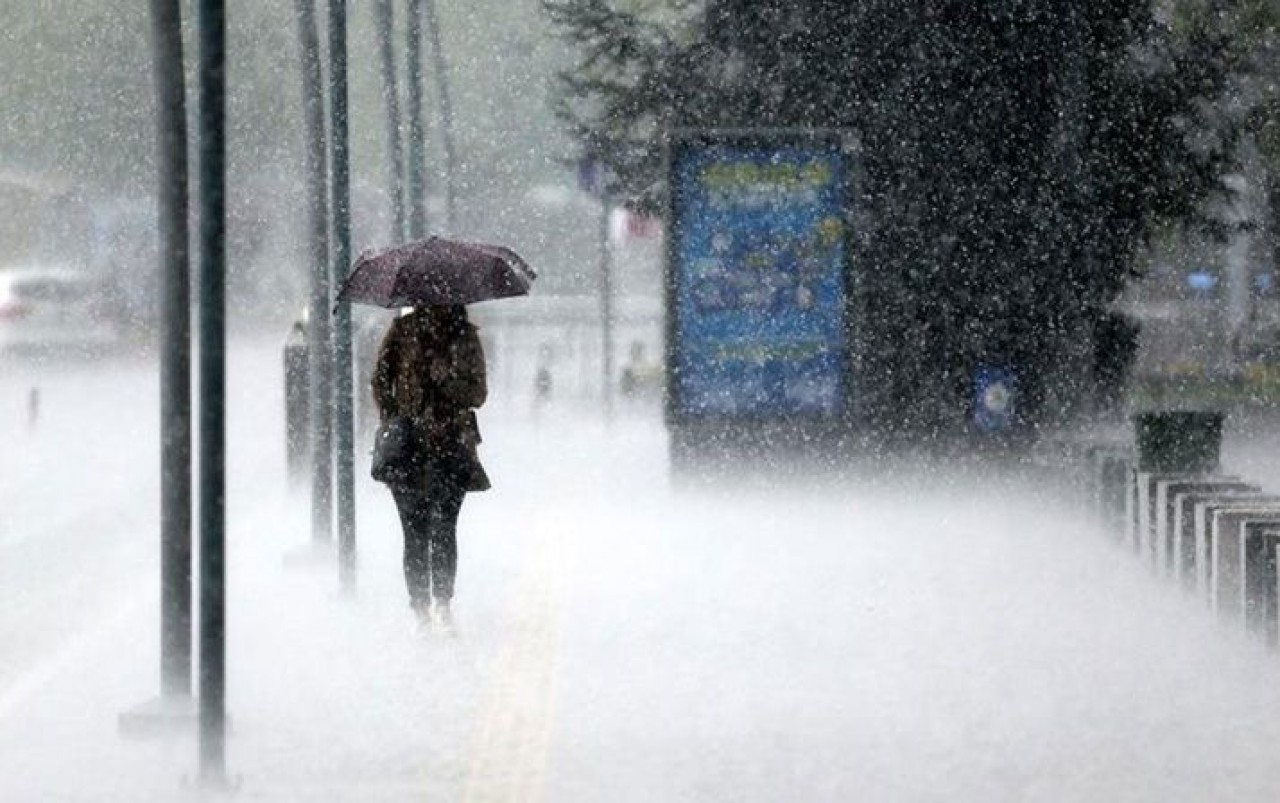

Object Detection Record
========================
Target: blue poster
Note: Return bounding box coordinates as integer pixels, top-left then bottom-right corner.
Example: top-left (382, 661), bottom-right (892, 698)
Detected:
top-left (973, 365), bottom-right (1017, 432)
top-left (671, 139), bottom-right (847, 418)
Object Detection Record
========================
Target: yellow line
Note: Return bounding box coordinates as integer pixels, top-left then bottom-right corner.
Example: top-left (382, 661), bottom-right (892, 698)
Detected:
top-left (461, 510), bottom-right (571, 803)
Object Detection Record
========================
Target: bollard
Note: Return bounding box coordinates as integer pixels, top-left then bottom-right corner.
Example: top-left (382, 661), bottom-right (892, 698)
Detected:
top-left (27, 387), bottom-right (39, 430)
top-left (1172, 486), bottom-right (1259, 589)
top-left (1193, 494), bottom-right (1280, 601)
top-left (1131, 411), bottom-right (1224, 569)
top-left (1077, 438), bottom-right (1134, 540)
top-left (1077, 440), bottom-right (1102, 519)
top-left (1134, 471), bottom-right (1192, 563)
top-left (1208, 503), bottom-right (1280, 620)
top-left (283, 321), bottom-right (310, 484)
top-left (1099, 449), bottom-right (1134, 539)
top-left (1080, 441), bottom-right (1120, 528)
top-left (1123, 459), bottom-right (1139, 550)
top-left (1152, 476), bottom-right (1243, 576)
top-left (1156, 479), bottom-right (1250, 577)
top-left (1240, 523), bottom-right (1280, 645)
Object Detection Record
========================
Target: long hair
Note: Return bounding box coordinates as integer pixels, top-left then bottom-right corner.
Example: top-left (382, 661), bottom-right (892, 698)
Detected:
top-left (413, 304), bottom-right (469, 340)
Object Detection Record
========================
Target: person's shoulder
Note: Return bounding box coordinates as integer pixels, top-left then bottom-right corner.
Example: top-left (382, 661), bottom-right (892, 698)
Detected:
top-left (388, 312), bottom-right (416, 333)
top-left (380, 313), bottom-right (413, 345)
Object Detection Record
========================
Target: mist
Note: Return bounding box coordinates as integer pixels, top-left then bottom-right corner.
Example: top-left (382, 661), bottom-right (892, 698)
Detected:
top-left (1, 336), bottom-right (1279, 800)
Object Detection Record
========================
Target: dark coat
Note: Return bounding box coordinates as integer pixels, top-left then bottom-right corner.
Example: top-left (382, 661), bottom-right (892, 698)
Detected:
top-left (371, 309), bottom-right (490, 492)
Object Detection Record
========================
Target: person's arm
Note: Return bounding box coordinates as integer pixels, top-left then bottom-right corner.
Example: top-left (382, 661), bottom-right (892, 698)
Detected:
top-left (371, 323), bottom-right (399, 419)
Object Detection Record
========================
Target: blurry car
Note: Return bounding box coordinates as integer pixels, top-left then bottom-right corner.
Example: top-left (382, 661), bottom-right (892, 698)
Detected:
top-left (0, 266), bottom-right (124, 356)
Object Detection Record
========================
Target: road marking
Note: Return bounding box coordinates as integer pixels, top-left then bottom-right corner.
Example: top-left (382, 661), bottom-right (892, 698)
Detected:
top-left (461, 510), bottom-right (572, 803)
top-left (0, 591), bottom-right (149, 722)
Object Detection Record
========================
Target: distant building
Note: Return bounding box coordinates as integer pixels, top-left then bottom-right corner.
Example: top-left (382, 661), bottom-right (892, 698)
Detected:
top-left (1126, 223), bottom-right (1279, 383)
top-left (0, 169), bottom-right (90, 268)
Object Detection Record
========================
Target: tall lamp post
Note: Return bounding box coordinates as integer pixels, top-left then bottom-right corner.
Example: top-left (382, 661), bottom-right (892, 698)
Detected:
top-left (294, 0), bottom-right (333, 549)
top-left (151, 0), bottom-right (194, 706)
top-left (118, 0), bottom-right (196, 740)
top-left (195, 0), bottom-right (229, 786)
top-left (373, 0), bottom-right (406, 242)
top-left (423, 0), bottom-right (456, 233)
top-left (330, 0), bottom-right (357, 592)
top-left (405, 0), bottom-right (426, 238)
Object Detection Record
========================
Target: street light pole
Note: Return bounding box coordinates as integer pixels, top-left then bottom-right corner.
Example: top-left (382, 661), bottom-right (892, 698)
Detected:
top-left (373, 0), bottom-right (406, 242)
top-left (149, 0), bottom-right (193, 702)
top-left (195, 0), bottom-right (228, 786)
top-left (294, 0), bottom-right (333, 549)
top-left (422, 0), bottom-right (456, 233)
top-left (405, 0), bottom-right (426, 238)
top-left (330, 0), bottom-right (357, 593)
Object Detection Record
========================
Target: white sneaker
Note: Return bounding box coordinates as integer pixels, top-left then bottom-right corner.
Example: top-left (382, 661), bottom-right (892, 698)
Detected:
top-left (430, 600), bottom-right (456, 636)
top-left (411, 601), bottom-right (433, 635)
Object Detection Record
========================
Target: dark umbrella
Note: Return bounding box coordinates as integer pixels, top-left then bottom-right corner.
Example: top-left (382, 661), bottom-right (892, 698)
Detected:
top-left (336, 236), bottom-right (535, 309)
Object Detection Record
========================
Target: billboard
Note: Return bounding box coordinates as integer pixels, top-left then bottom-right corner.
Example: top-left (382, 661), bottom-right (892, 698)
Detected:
top-left (667, 132), bottom-right (849, 421)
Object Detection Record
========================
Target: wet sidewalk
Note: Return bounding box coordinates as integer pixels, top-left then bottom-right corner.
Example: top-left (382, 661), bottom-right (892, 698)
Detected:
top-left (0, 411), bottom-right (662, 801)
top-left (7, 406), bottom-right (1280, 800)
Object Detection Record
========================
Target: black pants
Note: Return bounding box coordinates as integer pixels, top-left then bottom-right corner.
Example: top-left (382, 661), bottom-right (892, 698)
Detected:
top-left (390, 478), bottom-right (465, 606)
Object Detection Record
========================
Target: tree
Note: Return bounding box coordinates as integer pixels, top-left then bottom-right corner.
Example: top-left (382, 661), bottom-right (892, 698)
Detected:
top-left (1202, 0), bottom-right (1280, 280)
top-left (546, 0), bottom-right (1239, 435)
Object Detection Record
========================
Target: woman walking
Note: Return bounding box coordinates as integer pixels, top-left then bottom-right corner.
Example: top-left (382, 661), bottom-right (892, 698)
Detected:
top-left (372, 304), bottom-right (489, 632)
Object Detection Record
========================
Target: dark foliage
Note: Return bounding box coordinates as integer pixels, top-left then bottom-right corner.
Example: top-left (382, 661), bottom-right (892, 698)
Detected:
top-left (546, 0), bottom-right (1239, 434)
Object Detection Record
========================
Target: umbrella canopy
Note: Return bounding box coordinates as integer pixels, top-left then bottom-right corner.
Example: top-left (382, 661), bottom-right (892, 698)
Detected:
top-left (336, 236), bottom-right (536, 309)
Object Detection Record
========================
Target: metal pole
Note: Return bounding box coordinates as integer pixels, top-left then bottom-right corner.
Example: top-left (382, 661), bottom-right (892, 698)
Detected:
top-left (422, 0), bottom-right (455, 233)
top-left (196, 0), bottom-right (228, 786)
top-left (405, 0), bottom-right (426, 238)
top-left (295, 0), bottom-right (333, 546)
top-left (149, 0), bottom-right (193, 701)
top-left (600, 190), bottom-right (614, 420)
top-left (330, 0), bottom-right (357, 593)
top-left (373, 0), bottom-right (406, 242)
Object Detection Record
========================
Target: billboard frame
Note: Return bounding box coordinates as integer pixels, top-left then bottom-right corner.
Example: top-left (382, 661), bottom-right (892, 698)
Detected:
top-left (663, 127), bottom-right (863, 435)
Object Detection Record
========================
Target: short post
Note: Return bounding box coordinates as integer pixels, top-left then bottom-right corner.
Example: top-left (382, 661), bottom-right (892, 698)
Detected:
top-left (1132, 411), bottom-right (1224, 567)
top-left (283, 320), bottom-right (310, 485)
top-left (1156, 478), bottom-right (1247, 578)
top-left (1243, 526), bottom-right (1280, 645)
top-left (1205, 500), bottom-right (1280, 618)
top-left (1088, 444), bottom-right (1133, 539)
top-left (26, 387), bottom-right (40, 429)
top-left (1192, 494), bottom-right (1280, 601)
top-left (1133, 472), bottom-right (1188, 563)
top-left (1172, 485), bottom-right (1258, 590)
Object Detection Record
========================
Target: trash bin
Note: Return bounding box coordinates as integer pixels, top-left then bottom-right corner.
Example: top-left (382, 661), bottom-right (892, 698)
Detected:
top-left (1133, 410), bottom-right (1223, 474)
